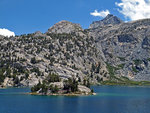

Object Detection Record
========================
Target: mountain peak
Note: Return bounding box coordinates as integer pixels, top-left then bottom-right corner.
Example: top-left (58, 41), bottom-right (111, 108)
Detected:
top-left (105, 14), bottom-right (114, 19)
top-left (47, 20), bottom-right (83, 34)
top-left (89, 14), bottom-right (123, 29)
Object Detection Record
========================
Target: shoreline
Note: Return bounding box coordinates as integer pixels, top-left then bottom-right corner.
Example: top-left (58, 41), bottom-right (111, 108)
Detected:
top-left (0, 85), bottom-right (6, 89)
top-left (1, 83), bottom-right (150, 89)
top-left (28, 92), bottom-right (97, 96)
top-left (99, 80), bottom-right (150, 86)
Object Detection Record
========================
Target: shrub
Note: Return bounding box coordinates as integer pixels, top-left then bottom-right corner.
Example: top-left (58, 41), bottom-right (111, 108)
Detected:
top-left (118, 57), bottom-right (126, 61)
top-left (31, 81), bottom-right (42, 92)
top-left (133, 59), bottom-right (142, 65)
top-left (63, 78), bottom-right (78, 93)
top-left (106, 63), bottom-right (116, 76)
top-left (117, 64), bottom-right (125, 69)
top-left (30, 57), bottom-right (36, 64)
top-left (49, 85), bottom-right (59, 93)
top-left (132, 66), bottom-right (139, 73)
top-left (0, 69), bottom-right (5, 84)
top-left (47, 73), bottom-right (60, 83)
top-left (30, 67), bottom-right (41, 76)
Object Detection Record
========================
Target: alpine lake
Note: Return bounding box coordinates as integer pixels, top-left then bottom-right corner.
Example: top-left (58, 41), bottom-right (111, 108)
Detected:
top-left (0, 85), bottom-right (150, 113)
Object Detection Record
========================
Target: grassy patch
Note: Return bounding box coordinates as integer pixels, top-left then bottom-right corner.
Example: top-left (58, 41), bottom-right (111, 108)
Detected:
top-left (106, 63), bottom-right (117, 76)
top-left (104, 62), bottom-right (150, 86)
top-left (147, 58), bottom-right (150, 61)
top-left (117, 64), bottom-right (125, 69)
top-left (106, 63), bottom-right (125, 77)
top-left (100, 76), bottom-right (150, 86)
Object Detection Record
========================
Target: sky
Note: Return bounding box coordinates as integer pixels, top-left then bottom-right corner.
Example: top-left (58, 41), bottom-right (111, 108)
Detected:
top-left (0, 0), bottom-right (150, 36)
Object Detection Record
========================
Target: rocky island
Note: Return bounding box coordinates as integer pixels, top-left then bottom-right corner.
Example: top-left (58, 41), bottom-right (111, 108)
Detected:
top-left (30, 73), bottom-right (94, 96)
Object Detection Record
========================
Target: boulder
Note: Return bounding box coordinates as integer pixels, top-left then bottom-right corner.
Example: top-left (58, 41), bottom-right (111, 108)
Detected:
top-left (78, 85), bottom-right (91, 94)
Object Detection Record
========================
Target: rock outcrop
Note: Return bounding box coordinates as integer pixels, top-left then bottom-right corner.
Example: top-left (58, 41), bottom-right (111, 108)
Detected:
top-left (47, 20), bottom-right (83, 34)
top-left (78, 85), bottom-right (91, 94)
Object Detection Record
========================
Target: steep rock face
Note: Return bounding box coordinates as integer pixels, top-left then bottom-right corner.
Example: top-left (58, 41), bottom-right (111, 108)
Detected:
top-left (89, 18), bottom-right (150, 81)
top-left (89, 14), bottom-right (123, 29)
top-left (142, 37), bottom-right (150, 49)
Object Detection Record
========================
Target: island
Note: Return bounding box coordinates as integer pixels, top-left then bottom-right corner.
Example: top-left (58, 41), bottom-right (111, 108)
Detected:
top-left (30, 73), bottom-right (95, 96)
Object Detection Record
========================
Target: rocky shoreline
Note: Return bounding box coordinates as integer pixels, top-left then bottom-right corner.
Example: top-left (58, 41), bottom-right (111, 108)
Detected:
top-left (29, 73), bottom-right (95, 96)
top-left (0, 85), bottom-right (5, 89)
top-left (29, 92), bottom-right (96, 96)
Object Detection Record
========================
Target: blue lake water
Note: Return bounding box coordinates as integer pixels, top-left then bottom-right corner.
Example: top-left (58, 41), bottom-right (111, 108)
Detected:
top-left (0, 86), bottom-right (150, 113)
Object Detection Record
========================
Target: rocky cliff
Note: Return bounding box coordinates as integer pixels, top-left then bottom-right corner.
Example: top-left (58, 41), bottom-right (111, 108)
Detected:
top-left (89, 16), bottom-right (150, 81)
top-left (1, 15), bottom-right (150, 87)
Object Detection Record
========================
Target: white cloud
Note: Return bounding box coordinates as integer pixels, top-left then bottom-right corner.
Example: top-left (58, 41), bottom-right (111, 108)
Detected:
top-left (0, 28), bottom-right (15, 37)
top-left (116, 0), bottom-right (150, 21)
top-left (90, 10), bottom-right (110, 18)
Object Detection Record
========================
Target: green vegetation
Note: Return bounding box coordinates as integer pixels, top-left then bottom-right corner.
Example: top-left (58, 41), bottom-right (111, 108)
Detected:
top-left (13, 76), bottom-right (19, 85)
top-left (30, 67), bottom-right (41, 76)
top-left (63, 78), bottom-right (78, 93)
top-left (31, 81), bottom-right (50, 94)
top-left (30, 57), bottom-right (37, 64)
top-left (147, 58), bottom-right (150, 61)
top-left (46, 73), bottom-right (60, 83)
top-left (31, 81), bottom-right (42, 92)
top-left (0, 69), bottom-right (5, 84)
top-left (31, 73), bottom-right (60, 93)
top-left (49, 85), bottom-right (59, 93)
top-left (133, 59), bottom-right (142, 65)
top-left (118, 57), bottom-right (126, 61)
top-left (91, 63), bottom-right (96, 72)
top-left (83, 78), bottom-right (90, 88)
top-left (117, 64), bottom-right (125, 69)
top-left (90, 63), bottom-right (101, 73)
top-left (30, 57), bottom-right (43, 64)
top-left (132, 66), bottom-right (139, 73)
top-left (104, 62), bottom-right (149, 86)
top-left (101, 76), bottom-right (150, 86)
top-left (31, 73), bottom-right (79, 94)
top-left (106, 63), bottom-right (117, 76)
top-left (31, 81), bottom-right (59, 94)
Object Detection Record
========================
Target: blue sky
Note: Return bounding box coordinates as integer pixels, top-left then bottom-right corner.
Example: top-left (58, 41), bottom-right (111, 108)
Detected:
top-left (0, 0), bottom-right (150, 36)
